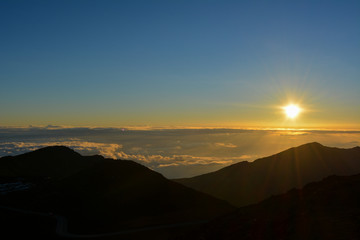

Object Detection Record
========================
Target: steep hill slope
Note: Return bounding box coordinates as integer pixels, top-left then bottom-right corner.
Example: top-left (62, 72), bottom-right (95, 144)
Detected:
top-left (0, 146), bottom-right (234, 234)
top-left (175, 142), bottom-right (360, 207)
top-left (176, 173), bottom-right (360, 240)
top-left (49, 158), bottom-right (235, 232)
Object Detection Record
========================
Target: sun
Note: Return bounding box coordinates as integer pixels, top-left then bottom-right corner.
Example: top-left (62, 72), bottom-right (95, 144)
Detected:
top-left (283, 104), bottom-right (301, 119)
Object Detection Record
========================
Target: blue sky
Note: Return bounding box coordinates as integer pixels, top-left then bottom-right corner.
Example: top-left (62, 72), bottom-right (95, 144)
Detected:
top-left (1, 0), bottom-right (359, 128)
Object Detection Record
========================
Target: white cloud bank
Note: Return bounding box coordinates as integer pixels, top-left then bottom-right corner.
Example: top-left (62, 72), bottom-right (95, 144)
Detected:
top-left (0, 140), bottom-right (122, 159)
top-left (0, 140), bottom-right (253, 171)
top-left (1, 128), bottom-right (359, 178)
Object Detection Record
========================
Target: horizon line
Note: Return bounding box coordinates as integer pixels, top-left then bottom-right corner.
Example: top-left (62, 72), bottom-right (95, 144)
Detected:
top-left (1, 125), bottom-right (360, 132)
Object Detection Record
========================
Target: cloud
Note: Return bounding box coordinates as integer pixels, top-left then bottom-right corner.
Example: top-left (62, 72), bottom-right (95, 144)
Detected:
top-left (0, 140), bottom-right (254, 170)
top-left (214, 142), bottom-right (237, 148)
top-left (272, 132), bottom-right (306, 136)
top-left (2, 127), bottom-right (359, 179)
top-left (130, 147), bottom-right (143, 151)
top-left (113, 152), bottom-right (254, 168)
top-left (158, 163), bottom-right (180, 168)
top-left (0, 140), bottom-right (123, 159)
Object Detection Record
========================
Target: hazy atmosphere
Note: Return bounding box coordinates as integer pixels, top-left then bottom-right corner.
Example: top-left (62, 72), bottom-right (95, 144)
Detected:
top-left (1, 126), bottom-right (359, 178)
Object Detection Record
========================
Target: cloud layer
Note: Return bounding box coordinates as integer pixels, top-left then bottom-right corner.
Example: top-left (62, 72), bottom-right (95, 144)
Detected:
top-left (1, 127), bottom-right (359, 178)
top-left (0, 140), bottom-right (252, 173)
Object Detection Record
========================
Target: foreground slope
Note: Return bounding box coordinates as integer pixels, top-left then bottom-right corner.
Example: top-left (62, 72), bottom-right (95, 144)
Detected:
top-left (175, 142), bottom-right (360, 207)
top-left (0, 146), bottom-right (234, 235)
top-left (176, 173), bottom-right (360, 240)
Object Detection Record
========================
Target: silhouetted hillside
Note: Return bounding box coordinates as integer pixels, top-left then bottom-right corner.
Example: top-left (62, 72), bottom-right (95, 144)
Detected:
top-left (0, 146), bottom-right (102, 179)
top-left (0, 146), bottom-right (234, 236)
top-left (176, 174), bottom-right (360, 240)
top-left (175, 142), bottom-right (360, 207)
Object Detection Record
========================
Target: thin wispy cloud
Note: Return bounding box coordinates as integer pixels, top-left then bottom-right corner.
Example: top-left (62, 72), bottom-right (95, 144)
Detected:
top-left (215, 142), bottom-right (238, 148)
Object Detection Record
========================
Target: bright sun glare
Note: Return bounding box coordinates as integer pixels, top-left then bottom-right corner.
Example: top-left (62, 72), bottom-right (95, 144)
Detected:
top-left (283, 104), bottom-right (301, 119)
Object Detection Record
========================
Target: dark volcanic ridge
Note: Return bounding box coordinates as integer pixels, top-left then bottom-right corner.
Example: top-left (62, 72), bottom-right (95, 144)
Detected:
top-left (0, 146), bottom-right (234, 234)
top-left (175, 142), bottom-right (360, 207)
top-left (176, 173), bottom-right (360, 240)
top-left (1, 143), bottom-right (360, 238)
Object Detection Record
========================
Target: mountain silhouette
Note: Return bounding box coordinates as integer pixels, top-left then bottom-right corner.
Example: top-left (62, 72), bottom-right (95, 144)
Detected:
top-left (0, 146), bottom-right (102, 179)
top-left (0, 146), bottom-right (234, 235)
top-left (176, 173), bottom-right (360, 240)
top-left (175, 142), bottom-right (360, 207)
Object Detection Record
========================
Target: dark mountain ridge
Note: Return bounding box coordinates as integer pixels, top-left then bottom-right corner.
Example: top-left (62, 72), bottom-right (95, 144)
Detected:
top-left (0, 146), bottom-right (234, 235)
top-left (176, 173), bottom-right (360, 240)
top-left (175, 142), bottom-right (360, 207)
top-left (0, 146), bottom-right (103, 179)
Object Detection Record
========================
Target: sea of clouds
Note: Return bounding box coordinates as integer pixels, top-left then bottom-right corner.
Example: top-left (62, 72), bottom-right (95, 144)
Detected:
top-left (0, 127), bottom-right (359, 178)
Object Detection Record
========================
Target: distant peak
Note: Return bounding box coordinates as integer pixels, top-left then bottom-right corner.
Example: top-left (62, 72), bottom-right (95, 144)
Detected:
top-left (300, 142), bottom-right (323, 148)
top-left (23, 146), bottom-right (81, 158)
top-left (36, 145), bottom-right (77, 152)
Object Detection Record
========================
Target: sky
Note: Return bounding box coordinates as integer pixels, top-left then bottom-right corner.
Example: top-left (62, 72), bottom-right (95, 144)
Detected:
top-left (1, 0), bottom-right (359, 129)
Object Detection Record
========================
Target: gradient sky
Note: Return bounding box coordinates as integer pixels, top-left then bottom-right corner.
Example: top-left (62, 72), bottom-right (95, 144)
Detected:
top-left (1, 0), bottom-right (359, 129)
